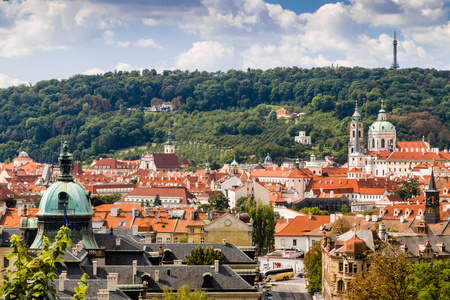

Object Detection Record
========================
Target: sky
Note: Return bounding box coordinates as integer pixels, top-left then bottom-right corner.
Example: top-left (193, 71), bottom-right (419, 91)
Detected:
top-left (0, 0), bottom-right (449, 88)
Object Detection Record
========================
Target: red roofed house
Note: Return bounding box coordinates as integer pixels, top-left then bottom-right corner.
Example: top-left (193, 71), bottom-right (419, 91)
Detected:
top-left (276, 108), bottom-right (293, 119)
top-left (87, 158), bottom-right (139, 175)
top-left (274, 214), bottom-right (330, 253)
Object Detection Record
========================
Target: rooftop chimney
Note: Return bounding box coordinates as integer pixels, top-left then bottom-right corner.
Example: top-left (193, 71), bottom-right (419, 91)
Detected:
top-left (110, 206), bottom-right (119, 218)
top-left (58, 271), bottom-right (67, 292)
top-left (116, 238), bottom-right (121, 246)
top-left (93, 260), bottom-right (98, 276)
top-left (222, 238), bottom-right (226, 245)
top-left (97, 289), bottom-right (109, 300)
top-left (214, 260), bottom-right (219, 273)
top-left (379, 223), bottom-right (386, 240)
top-left (107, 273), bottom-right (118, 291)
top-left (132, 260), bottom-right (137, 276)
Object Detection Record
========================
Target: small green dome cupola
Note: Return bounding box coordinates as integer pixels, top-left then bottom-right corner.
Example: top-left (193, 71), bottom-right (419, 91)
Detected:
top-left (30, 142), bottom-right (98, 249)
top-left (264, 153), bottom-right (272, 164)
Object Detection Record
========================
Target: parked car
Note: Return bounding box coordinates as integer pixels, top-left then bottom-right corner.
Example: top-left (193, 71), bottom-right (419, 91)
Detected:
top-left (265, 289), bottom-right (273, 296)
top-left (296, 272), bottom-right (304, 278)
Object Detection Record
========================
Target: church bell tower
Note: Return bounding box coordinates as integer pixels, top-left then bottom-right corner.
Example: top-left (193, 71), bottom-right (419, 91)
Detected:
top-left (424, 168), bottom-right (440, 224)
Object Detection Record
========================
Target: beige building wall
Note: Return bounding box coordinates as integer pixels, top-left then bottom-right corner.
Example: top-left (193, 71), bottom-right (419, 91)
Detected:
top-left (204, 213), bottom-right (253, 247)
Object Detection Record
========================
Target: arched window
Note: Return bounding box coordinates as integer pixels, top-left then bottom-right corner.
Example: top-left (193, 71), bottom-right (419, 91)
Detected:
top-left (353, 130), bottom-right (355, 138)
top-left (381, 139), bottom-right (385, 148)
top-left (338, 280), bottom-right (344, 292)
top-left (358, 130), bottom-right (361, 138)
top-left (372, 139), bottom-right (375, 148)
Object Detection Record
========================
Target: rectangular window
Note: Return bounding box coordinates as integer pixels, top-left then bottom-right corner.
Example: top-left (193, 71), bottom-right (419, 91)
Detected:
top-left (201, 238), bottom-right (205, 243)
top-left (156, 237), bottom-right (163, 243)
top-left (339, 262), bottom-right (343, 272)
top-left (117, 221), bottom-right (127, 227)
top-left (166, 237), bottom-right (171, 242)
top-left (348, 263), bottom-right (353, 273)
top-left (344, 264), bottom-right (348, 273)
top-left (353, 264), bottom-right (357, 273)
top-left (174, 237), bottom-right (178, 243)
top-left (293, 239), bottom-right (297, 246)
top-left (190, 228), bottom-right (195, 234)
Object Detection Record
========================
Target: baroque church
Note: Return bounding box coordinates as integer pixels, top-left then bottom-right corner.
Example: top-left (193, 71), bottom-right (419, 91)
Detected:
top-left (139, 130), bottom-right (191, 172)
top-left (347, 102), bottom-right (449, 177)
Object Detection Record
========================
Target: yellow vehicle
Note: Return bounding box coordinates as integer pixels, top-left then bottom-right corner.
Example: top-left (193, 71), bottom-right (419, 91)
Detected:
top-left (264, 267), bottom-right (294, 281)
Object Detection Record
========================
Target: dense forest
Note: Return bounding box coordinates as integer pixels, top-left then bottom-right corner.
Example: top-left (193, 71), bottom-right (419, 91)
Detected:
top-left (1, 66), bottom-right (449, 168)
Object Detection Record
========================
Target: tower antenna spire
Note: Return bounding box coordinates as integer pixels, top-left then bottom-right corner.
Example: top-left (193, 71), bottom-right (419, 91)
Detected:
top-left (390, 31), bottom-right (399, 69)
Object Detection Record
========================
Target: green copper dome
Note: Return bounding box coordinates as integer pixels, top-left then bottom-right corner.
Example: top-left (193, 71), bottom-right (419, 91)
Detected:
top-left (369, 121), bottom-right (396, 132)
top-left (36, 181), bottom-right (92, 217)
top-left (231, 158), bottom-right (239, 167)
top-left (369, 107), bottom-right (396, 132)
top-left (31, 141), bottom-right (98, 249)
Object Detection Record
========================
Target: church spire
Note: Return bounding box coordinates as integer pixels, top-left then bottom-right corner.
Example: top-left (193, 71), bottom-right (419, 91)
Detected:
top-left (58, 141), bottom-right (74, 182)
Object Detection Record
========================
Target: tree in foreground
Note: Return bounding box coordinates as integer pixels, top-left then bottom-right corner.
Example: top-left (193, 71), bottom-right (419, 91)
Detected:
top-left (303, 240), bottom-right (322, 295)
top-left (345, 242), bottom-right (413, 300)
top-left (408, 259), bottom-right (450, 300)
top-left (0, 226), bottom-right (89, 300)
top-left (185, 245), bottom-right (224, 265)
top-left (153, 284), bottom-right (212, 300)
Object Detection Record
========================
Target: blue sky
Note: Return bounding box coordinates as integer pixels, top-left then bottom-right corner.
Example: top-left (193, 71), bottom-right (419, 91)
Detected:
top-left (0, 0), bottom-right (449, 87)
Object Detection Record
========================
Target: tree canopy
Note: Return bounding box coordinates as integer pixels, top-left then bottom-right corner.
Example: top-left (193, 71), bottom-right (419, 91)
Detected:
top-left (185, 245), bottom-right (225, 265)
top-left (0, 67), bottom-right (449, 167)
top-left (394, 177), bottom-right (422, 201)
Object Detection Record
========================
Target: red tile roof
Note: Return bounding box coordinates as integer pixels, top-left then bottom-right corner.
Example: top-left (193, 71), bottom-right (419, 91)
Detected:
top-left (275, 215), bottom-right (330, 236)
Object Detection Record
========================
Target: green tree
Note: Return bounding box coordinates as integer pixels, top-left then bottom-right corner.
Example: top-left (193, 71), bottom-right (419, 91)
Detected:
top-left (345, 242), bottom-right (413, 300)
top-left (0, 226), bottom-right (89, 300)
top-left (248, 202), bottom-right (276, 255)
top-left (299, 206), bottom-right (329, 215)
top-left (207, 193), bottom-right (229, 211)
top-left (154, 194), bottom-right (162, 206)
top-left (185, 245), bottom-right (224, 265)
top-left (303, 240), bottom-right (322, 295)
top-left (395, 177), bottom-right (422, 201)
top-left (408, 259), bottom-right (450, 299)
top-left (155, 284), bottom-right (212, 300)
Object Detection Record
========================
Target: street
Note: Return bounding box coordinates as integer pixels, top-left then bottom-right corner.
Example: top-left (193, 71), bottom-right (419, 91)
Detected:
top-left (262, 277), bottom-right (312, 300)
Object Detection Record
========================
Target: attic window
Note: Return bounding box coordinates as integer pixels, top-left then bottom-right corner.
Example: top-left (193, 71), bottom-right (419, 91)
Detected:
top-left (118, 221), bottom-right (127, 227)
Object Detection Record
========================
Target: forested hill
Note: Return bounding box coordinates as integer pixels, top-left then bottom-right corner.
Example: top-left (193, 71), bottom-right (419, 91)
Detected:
top-left (1, 66), bottom-right (449, 168)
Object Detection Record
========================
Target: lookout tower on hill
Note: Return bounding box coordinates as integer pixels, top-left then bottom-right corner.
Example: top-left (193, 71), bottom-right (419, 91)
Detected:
top-left (390, 31), bottom-right (399, 70)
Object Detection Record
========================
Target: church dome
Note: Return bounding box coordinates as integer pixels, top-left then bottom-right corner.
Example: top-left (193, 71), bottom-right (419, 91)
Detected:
top-left (369, 108), bottom-right (396, 132)
top-left (18, 151), bottom-right (30, 158)
top-left (264, 153), bottom-right (272, 164)
top-left (31, 141), bottom-right (97, 250)
top-left (37, 143), bottom-right (93, 218)
top-left (231, 159), bottom-right (239, 167)
top-left (343, 234), bottom-right (367, 254)
top-left (37, 181), bottom-right (92, 218)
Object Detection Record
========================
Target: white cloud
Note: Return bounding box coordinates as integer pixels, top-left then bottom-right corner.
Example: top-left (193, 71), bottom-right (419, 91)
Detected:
top-left (173, 41), bottom-right (236, 71)
top-left (0, 73), bottom-right (27, 88)
top-left (115, 62), bottom-right (134, 72)
top-left (83, 68), bottom-right (106, 75)
top-left (134, 38), bottom-right (161, 48)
